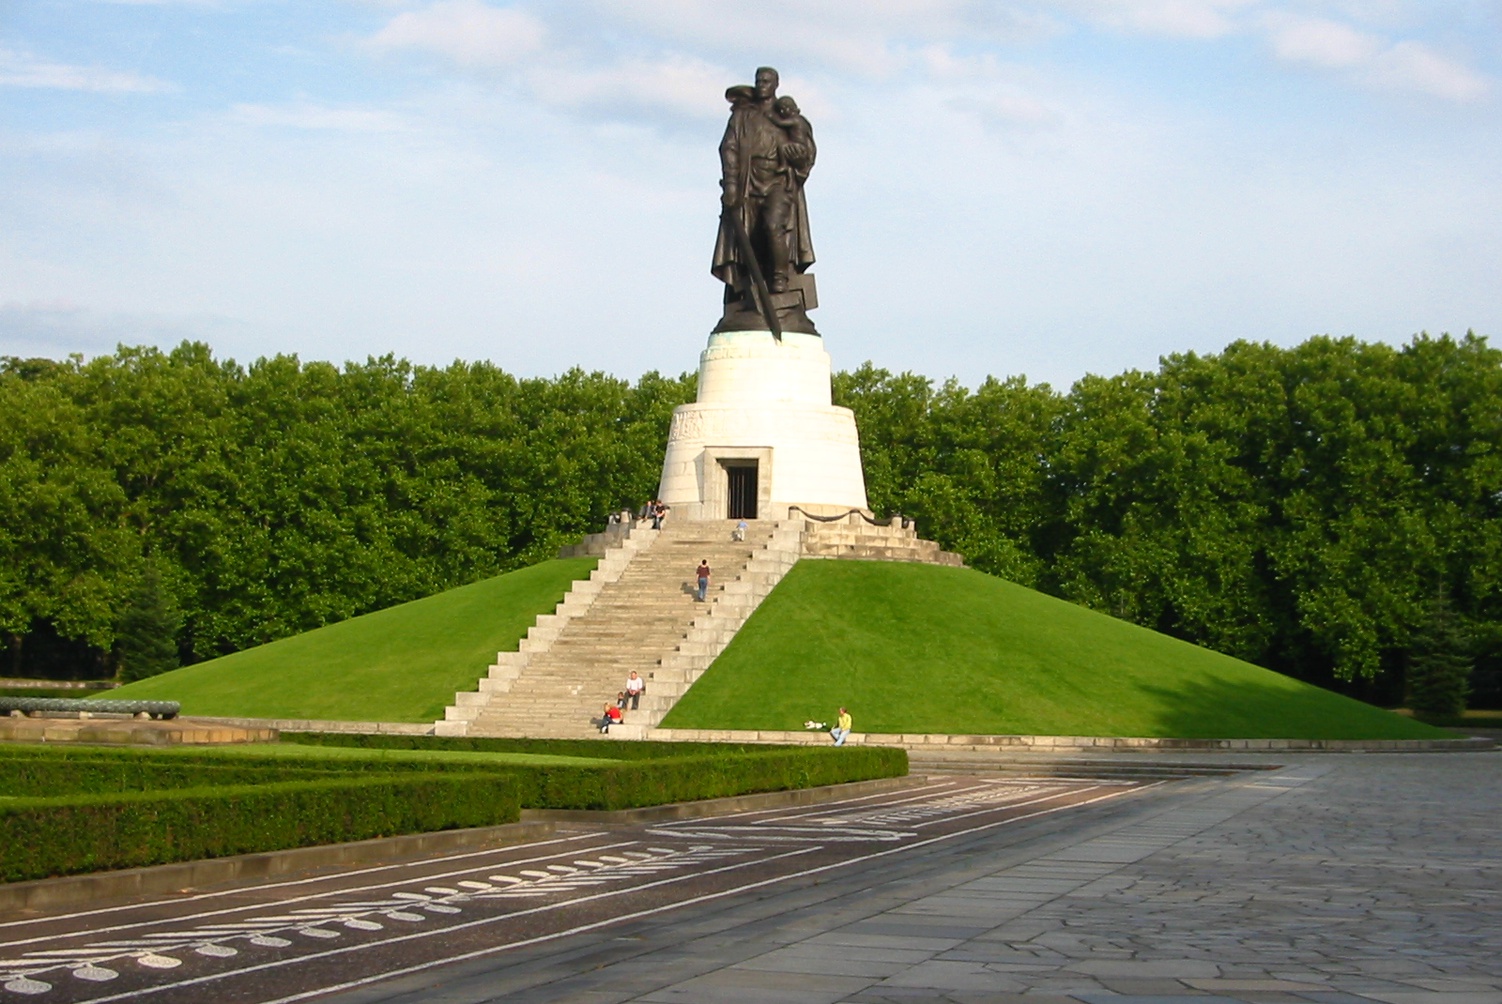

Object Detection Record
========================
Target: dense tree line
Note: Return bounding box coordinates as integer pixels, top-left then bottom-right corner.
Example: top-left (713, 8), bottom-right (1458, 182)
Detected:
top-left (840, 333), bottom-right (1502, 705)
top-left (0, 345), bottom-right (690, 677)
top-left (3, 334), bottom-right (1498, 707)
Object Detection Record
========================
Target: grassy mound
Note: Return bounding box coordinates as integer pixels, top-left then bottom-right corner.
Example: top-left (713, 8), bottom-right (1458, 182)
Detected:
top-left (113, 558), bottom-right (596, 722)
top-left (662, 561), bottom-right (1445, 740)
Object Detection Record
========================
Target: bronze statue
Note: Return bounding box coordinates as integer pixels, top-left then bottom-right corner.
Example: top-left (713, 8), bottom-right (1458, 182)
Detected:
top-left (712, 67), bottom-right (818, 337)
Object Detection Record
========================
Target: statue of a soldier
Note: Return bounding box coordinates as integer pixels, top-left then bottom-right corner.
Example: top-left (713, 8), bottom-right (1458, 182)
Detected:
top-left (712, 66), bottom-right (819, 336)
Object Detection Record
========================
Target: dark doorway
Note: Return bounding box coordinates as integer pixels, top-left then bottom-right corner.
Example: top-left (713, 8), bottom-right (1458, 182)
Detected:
top-left (726, 463), bottom-right (759, 519)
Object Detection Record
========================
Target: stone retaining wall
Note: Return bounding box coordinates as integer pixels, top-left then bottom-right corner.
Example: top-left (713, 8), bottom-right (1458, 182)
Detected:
top-left (194, 716), bottom-right (433, 736)
top-left (177, 717), bottom-right (1494, 753)
top-left (796, 512), bottom-right (964, 566)
top-left (0, 717), bottom-right (279, 745)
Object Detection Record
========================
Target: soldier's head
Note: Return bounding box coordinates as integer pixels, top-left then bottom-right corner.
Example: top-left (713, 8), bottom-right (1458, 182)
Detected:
top-left (754, 66), bottom-right (779, 102)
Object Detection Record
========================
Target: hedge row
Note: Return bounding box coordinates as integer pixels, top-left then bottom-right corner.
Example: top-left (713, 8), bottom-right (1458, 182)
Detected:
top-left (16, 746), bottom-right (905, 810)
top-left (0, 772), bottom-right (520, 883)
top-left (2, 739), bottom-right (907, 810)
top-left (0, 697), bottom-right (180, 717)
top-left (0, 740), bottom-right (906, 882)
top-left (282, 732), bottom-right (778, 760)
top-left (497, 746), bottom-right (908, 810)
top-left (0, 755), bottom-right (344, 797)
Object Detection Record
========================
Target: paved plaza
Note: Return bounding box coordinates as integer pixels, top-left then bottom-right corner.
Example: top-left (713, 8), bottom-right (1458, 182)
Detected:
top-left (5, 752), bottom-right (1497, 1004)
top-left (334, 752), bottom-right (1501, 1004)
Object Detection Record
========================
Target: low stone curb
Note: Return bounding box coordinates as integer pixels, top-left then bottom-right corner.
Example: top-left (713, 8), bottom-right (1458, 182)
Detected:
top-left (0, 717), bottom-right (277, 746)
top-left (123, 718), bottom-right (1495, 753)
top-left (0, 820), bottom-right (555, 916)
top-left (193, 716), bottom-right (435, 736)
top-left (647, 728), bottom-right (1497, 753)
top-left (523, 775), bottom-right (922, 827)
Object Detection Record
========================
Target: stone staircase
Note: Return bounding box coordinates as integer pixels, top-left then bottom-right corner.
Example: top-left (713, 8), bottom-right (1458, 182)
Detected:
top-left (436, 521), bottom-right (803, 739)
top-left (799, 512), bottom-right (965, 566)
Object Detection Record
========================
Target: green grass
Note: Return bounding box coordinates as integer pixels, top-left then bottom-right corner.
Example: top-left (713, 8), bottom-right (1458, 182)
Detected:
top-left (112, 558), bottom-right (597, 722)
top-left (662, 561), bottom-right (1447, 740)
top-left (1408, 708), bottom-right (1502, 731)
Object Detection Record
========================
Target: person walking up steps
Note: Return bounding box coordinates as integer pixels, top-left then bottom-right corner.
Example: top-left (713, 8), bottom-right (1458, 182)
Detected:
top-left (696, 559), bottom-right (711, 601)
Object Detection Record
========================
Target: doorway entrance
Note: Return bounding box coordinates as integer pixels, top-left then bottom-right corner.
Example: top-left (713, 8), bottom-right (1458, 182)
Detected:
top-left (726, 462), bottom-right (759, 520)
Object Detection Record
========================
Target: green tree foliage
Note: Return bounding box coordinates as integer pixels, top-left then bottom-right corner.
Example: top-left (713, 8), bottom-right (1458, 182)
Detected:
top-left (1405, 593), bottom-right (1473, 717)
top-left (3, 332), bottom-right (1499, 707)
top-left (0, 361), bottom-right (140, 663)
top-left (834, 332), bottom-right (1501, 699)
top-left (0, 347), bottom-right (692, 675)
top-left (116, 561), bottom-right (182, 683)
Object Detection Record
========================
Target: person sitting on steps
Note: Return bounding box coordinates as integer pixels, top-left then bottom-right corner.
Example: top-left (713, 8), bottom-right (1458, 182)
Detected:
top-left (600, 702), bottom-right (622, 733)
top-left (625, 671), bottom-right (645, 710)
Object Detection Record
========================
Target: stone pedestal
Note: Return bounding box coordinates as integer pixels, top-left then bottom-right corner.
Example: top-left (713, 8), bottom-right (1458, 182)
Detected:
top-left (658, 330), bottom-right (868, 521)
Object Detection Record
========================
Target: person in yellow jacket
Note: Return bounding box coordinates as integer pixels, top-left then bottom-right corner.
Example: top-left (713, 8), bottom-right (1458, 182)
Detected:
top-left (830, 707), bottom-right (852, 746)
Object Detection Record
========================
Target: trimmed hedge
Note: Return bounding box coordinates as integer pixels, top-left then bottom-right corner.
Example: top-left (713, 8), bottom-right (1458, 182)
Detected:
top-left (263, 734), bottom-right (911, 809)
top-left (282, 732), bottom-right (777, 760)
top-left (0, 739), bottom-right (906, 881)
top-left (6, 744), bottom-right (904, 810)
top-left (0, 772), bottom-right (520, 883)
top-left (498, 746), bottom-right (908, 810)
top-left (0, 697), bottom-right (179, 717)
top-left (0, 739), bottom-right (908, 809)
top-left (283, 732), bottom-right (912, 764)
top-left (0, 756), bottom-right (343, 797)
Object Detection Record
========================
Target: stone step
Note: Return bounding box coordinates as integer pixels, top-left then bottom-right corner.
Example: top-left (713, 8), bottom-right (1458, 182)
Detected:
top-left (438, 516), bottom-right (965, 738)
top-left (435, 522), bottom-right (805, 737)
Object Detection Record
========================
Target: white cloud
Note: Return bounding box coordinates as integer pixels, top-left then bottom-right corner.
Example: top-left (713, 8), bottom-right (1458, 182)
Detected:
top-left (231, 102), bottom-right (407, 133)
top-left (1374, 40), bottom-right (1490, 103)
top-left (1261, 12), bottom-right (1490, 102)
top-left (1263, 13), bottom-right (1380, 68)
top-left (0, 47), bottom-right (174, 93)
top-left (587, 0), bottom-right (1065, 82)
top-left (1062, 0), bottom-right (1256, 39)
top-left (918, 45), bottom-right (1004, 81)
top-left (525, 54), bottom-right (731, 122)
top-left (952, 90), bottom-right (1062, 130)
top-left (362, 4), bottom-right (741, 126)
top-left (366, 0), bottom-right (545, 67)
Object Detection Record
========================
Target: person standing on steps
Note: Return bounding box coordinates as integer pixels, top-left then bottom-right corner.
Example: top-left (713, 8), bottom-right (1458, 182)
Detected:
top-left (696, 559), bottom-right (711, 601)
top-left (625, 671), bottom-right (645, 710)
top-left (830, 707), bottom-right (852, 746)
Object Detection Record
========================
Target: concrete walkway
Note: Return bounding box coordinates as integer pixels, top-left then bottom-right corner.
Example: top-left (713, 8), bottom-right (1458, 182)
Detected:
top-left (330, 751), bottom-right (1502, 1004)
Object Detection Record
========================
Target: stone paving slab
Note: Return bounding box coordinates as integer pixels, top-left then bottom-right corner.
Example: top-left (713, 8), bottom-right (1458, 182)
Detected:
top-left (316, 753), bottom-right (1502, 1004)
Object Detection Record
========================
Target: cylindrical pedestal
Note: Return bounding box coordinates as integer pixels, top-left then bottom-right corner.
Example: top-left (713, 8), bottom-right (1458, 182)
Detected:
top-left (657, 331), bottom-right (869, 521)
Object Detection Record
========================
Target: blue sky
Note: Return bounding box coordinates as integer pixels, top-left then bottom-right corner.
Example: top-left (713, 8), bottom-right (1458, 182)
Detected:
top-left (2, 1), bottom-right (1499, 389)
